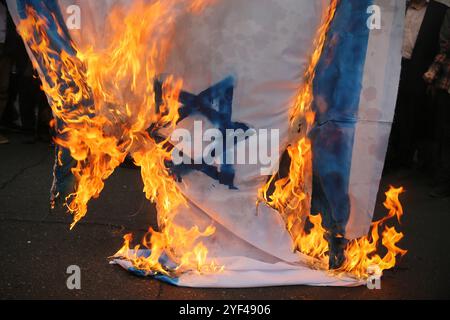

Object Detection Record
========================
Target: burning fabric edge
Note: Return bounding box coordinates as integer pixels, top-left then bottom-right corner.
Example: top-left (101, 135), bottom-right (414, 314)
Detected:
top-left (6, 0), bottom-right (406, 288)
top-left (110, 185), bottom-right (405, 288)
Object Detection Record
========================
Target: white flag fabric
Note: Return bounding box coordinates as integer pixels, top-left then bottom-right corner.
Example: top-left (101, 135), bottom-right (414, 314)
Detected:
top-left (7, 0), bottom-right (404, 287)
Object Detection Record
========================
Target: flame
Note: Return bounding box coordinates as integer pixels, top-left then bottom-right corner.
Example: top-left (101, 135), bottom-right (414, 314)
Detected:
top-left (189, 0), bottom-right (217, 13)
top-left (289, 0), bottom-right (338, 127)
top-left (17, 0), bottom-right (222, 276)
top-left (335, 186), bottom-right (407, 278)
top-left (260, 0), bottom-right (407, 280)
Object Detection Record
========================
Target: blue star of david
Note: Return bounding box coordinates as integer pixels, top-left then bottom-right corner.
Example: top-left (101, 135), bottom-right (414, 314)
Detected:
top-left (155, 76), bottom-right (250, 190)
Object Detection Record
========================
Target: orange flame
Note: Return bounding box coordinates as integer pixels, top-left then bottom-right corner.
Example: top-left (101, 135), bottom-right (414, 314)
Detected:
top-left (289, 0), bottom-right (338, 127)
top-left (17, 0), bottom-right (222, 275)
top-left (335, 187), bottom-right (407, 278)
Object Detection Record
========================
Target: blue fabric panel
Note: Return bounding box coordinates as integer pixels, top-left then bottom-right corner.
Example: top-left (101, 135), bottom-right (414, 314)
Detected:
top-left (310, 0), bottom-right (372, 237)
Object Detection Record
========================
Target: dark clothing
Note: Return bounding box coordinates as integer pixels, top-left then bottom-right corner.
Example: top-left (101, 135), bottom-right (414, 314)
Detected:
top-left (1, 1), bottom-right (21, 58)
top-left (386, 0), bottom-right (449, 169)
top-left (388, 59), bottom-right (422, 167)
top-left (0, 1), bottom-right (13, 120)
top-left (433, 90), bottom-right (450, 181)
top-left (409, 1), bottom-right (449, 82)
top-left (15, 51), bottom-right (53, 136)
top-left (0, 44), bottom-right (11, 119)
top-left (0, 2), bottom-right (52, 136)
top-left (428, 41), bottom-right (450, 91)
top-left (429, 9), bottom-right (450, 181)
top-left (428, 10), bottom-right (450, 92)
top-left (19, 74), bottom-right (47, 132)
top-left (1, 68), bottom-right (19, 124)
top-left (1, 0), bottom-right (29, 125)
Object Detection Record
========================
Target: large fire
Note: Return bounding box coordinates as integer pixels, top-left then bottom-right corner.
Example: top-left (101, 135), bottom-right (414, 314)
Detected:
top-left (17, 0), bottom-right (221, 276)
top-left (16, 0), bottom-right (406, 281)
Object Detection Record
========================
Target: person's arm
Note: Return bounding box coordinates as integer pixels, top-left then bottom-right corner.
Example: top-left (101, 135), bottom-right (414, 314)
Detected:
top-left (439, 8), bottom-right (450, 48)
top-left (424, 9), bottom-right (450, 83)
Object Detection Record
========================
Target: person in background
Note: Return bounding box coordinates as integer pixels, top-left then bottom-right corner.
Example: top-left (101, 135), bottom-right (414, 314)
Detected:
top-left (386, 0), bottom-right (448, 173)
top-left (1, 1), bottom-right (21, 131)
top-left (17, 49), bottom-right (53, 143)
top-left (1, 60), bottom-right (20, 128)
top-left (424, 8), bottom-right (450, 198)
top-left (0, 1), bottom-right (52, 143)
top-left (0, 0), bottom-right (10, 144)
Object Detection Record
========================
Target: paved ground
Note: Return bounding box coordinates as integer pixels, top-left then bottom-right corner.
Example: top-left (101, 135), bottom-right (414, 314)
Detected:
top-left (1, 132), bottom-right (449, 300)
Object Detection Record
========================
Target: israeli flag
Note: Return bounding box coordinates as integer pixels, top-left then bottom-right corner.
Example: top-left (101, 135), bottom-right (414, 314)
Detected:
top-left (7, 0), bottom-right (404, 287)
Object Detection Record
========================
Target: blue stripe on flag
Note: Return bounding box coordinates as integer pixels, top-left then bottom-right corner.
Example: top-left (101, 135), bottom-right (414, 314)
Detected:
top-left (310, 0), bottom-right (372, 237)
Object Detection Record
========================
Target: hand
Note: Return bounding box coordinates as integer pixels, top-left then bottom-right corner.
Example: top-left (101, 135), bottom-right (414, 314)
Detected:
top-left (423, 70), bottom-right (436, 84)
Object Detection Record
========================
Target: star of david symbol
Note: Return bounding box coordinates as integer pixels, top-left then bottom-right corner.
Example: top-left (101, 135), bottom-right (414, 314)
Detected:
top-left (154, 76), bottom-right (251, 190)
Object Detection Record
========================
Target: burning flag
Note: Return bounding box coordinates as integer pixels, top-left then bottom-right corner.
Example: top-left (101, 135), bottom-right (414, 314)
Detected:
top-left (6, 0), bottom-right (406, 287)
